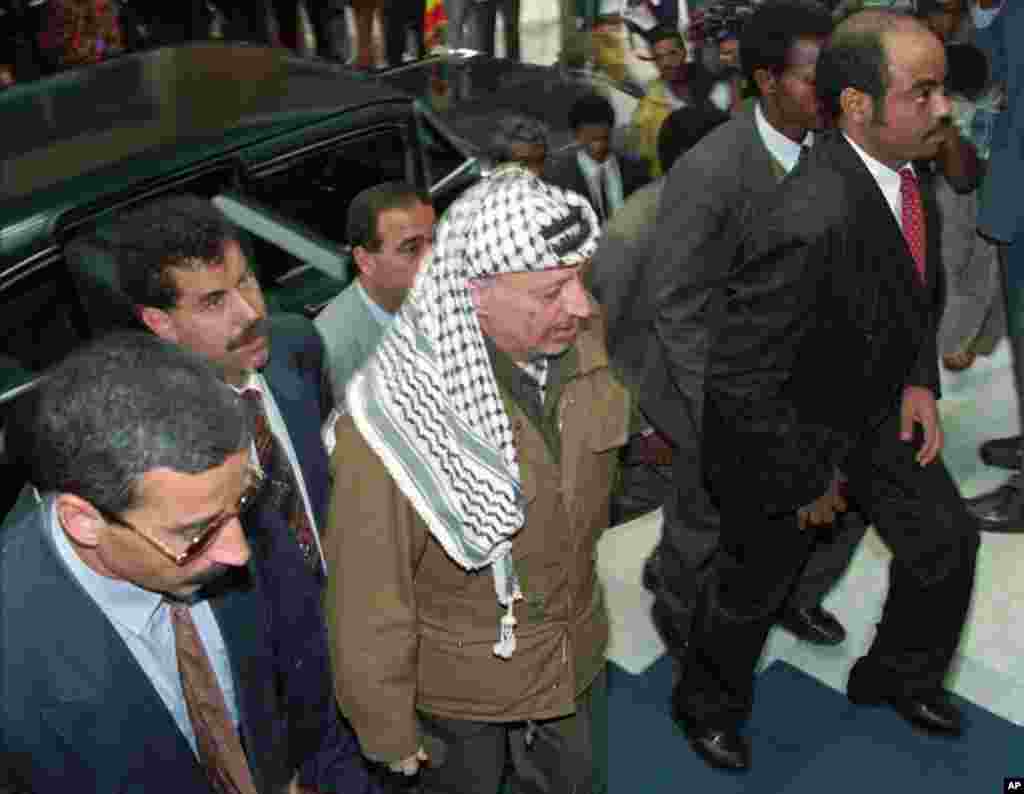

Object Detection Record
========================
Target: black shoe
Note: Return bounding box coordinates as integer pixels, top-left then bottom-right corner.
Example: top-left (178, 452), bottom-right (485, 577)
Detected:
top-left (671, 691), bottom-right (750, 771)
top-left (979, 435), bottom-right (1023, 469)
top-left (965, 480), bottom-right (1024, 533)
top-left (779, 604), bottom-right (847, 646)
top-left (849, 691), bottom-right (963, 736)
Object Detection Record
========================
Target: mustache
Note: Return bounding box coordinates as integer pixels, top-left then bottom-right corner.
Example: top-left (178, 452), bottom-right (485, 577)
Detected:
top-left (226, 317), bottom-right (270, 351)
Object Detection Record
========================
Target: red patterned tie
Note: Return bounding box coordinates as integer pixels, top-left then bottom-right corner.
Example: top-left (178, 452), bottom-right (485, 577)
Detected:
top-left (241, 388), bottom-right (321, 574)
top-left (900, 168), bottom-right (927, 285)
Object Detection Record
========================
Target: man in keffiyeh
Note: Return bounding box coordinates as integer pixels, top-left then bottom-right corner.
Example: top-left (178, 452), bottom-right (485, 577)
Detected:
top-left (324, 165), bottom-right (631, 793)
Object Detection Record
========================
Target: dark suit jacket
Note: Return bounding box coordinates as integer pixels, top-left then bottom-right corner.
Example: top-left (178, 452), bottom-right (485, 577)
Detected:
top-left (542, 149), bottom-right (650, 220)
top-left (251, 314), bottom-right (378, 793)
top-left (0, 496), bottom-right (293, 793)
top-left (702, 131), bottom-right (944, 515)
top-left (603, 108), bottom-right (780, 462)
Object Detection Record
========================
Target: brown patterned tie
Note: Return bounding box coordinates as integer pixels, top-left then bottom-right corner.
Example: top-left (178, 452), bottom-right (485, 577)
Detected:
top-left (900, 167), bottom-right (927, 285)
top-left (171, 603), bottom-right (257, 794)
top-left (241, 388), bottom-right (321, 573)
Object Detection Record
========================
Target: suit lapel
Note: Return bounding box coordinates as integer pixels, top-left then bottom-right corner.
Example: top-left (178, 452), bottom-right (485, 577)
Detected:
top-left (31, 503), bottom-right (207, 789)
top-left (262, 323), bottom-right (330, 527)
top-left (830, 134), bottom-right (934, 310)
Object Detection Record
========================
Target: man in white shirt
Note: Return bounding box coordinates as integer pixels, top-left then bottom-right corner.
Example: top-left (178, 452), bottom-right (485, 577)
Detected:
top-left (542, 92), bottom-right (650, 225)
top-left (676, 9), bottom-right (979, 771)
top-left (630, 0), bottom-right (859, 702)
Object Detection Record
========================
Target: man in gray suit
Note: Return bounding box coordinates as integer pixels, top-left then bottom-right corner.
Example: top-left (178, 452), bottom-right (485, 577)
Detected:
top-left (619, 0), bottom-right (864, 657)
top-left (315, 183), bottom-right (435, 409)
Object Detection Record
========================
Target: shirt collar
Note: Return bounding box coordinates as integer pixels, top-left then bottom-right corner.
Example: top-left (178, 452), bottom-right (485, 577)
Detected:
top-left (576, 148), bottom-right (617, 178)
top-left (48, 497), bottom-right (166, 637)
top-left (355, 279), bottom-right (395, 328)
top-left (755, 101), bottom-right (814, 175)
top-left (230, 371), bottom-right (263, 395)
top-left (843, 132), bottom-right (909, 195)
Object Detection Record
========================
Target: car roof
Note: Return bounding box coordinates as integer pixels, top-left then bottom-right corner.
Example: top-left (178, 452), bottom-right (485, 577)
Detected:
top-left (0, 43), bottom-right (411, 260)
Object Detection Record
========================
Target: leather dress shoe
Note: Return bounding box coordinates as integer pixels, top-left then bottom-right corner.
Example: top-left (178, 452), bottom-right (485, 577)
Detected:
top-left (779, 604), bottom-right (847, 646)
top-left (979, 435), bottom-right (1023, 470)
top-left (850, 691), bottom-right (963, 736)
top-left (671, 692), bottom-right (750, 771)
top-left (965, 479), bottom-right (1024, 533)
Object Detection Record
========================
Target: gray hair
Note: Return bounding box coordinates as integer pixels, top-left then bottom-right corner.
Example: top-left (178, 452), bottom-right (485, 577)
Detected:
top-left (489, 115), bottom-right (550, 163)
top-left (28, 332), bottom-right (251, 513)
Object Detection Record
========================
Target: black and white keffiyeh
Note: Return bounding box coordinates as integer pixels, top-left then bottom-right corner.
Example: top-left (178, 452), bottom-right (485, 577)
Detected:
top-left (346, 165), bottom-right (600, 657)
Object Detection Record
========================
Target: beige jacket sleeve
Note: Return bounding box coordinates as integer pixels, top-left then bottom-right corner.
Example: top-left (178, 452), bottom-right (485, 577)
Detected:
top-left (323, 415), bottom-right (426, 764)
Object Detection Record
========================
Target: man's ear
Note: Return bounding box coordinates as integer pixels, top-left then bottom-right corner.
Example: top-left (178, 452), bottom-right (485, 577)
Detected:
top-left (139, 306), bottom-right (177, 342)
top-left (353, 246), bottom-right (376, 280)
top-left (55, 493), bottom-right (104, 549)
top-left (753, 67), bottom-right (777, 98)
top-left (840, 86), bottom-right (872, 126)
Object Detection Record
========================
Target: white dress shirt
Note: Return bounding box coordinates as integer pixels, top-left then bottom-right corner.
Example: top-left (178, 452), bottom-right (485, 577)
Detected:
top-left (49, 499), bottom-right (239, 756)
top-left (234, 372), bottom-right (326, 573)
top-left (755, 100), bottom-right (814, 175)
top-left (843, 133), bottom-right (911, 229)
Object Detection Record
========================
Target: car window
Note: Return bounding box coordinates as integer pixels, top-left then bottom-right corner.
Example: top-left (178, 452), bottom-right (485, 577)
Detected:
top-left (212, 193), bottom-right (350, 315)
top-left (245, 126), bottom-right (413, 248)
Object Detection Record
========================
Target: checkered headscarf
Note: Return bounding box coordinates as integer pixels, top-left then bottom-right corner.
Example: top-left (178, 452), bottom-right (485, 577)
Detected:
top-left (346, 166), bottom-right (600, 656)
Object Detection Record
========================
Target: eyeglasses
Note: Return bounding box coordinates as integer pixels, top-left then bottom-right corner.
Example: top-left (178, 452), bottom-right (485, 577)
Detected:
top-left (97, 466), bottom-right (265, 566)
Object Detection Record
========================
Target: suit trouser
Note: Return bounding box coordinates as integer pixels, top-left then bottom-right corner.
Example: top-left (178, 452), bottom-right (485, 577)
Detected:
top-left (677, 413), bottom-right (979, 729)
top-left (644, 410), bottom-right (868, 656)
top-left (382, 0), bottom-right (424, 66)
top-left (416, 669), bottom-right (604, 794)
top-left (478, 0), bottom-right (520, 60)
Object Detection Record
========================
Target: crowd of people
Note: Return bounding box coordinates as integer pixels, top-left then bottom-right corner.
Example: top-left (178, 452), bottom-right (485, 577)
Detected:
top-left (2, 0), bottom-right (1023, 789)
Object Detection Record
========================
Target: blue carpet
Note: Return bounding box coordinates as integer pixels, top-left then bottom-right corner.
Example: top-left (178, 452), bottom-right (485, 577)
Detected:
top-left (607, 656), bottom-right (1022, 792)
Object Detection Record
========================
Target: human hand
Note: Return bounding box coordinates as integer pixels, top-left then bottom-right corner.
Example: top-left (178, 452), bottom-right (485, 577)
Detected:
top-left (388, 747), bottom-right (429, 777)
top-left (797, 474), bottom-right (848, 531)
top-left (900, 385), bottom-right (943, 466)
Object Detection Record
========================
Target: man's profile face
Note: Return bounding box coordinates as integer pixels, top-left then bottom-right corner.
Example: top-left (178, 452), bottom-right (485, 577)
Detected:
top-left (652, 36), bottom-right (687, 83)
top-left (575, 123), bottom-right (612, 164)
top-left (90, 450), bottom-right (253, 599)
top-left (149, 240), bottom-right (269, 386)
top-left (775, 36), bottom-right (828, 131)
top-left (472, 266), bottom-right (595, 360)
top-left (865, 28), bottom-right (951, 167)
top-left (360, 201), bottom-right (436, 301)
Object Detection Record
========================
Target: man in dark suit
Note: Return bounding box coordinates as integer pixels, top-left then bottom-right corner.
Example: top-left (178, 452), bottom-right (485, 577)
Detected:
top-left (675, 10), bottom-right (980, 771)
top-left (0, 332), bottom-right (328, 791)
top-left (110, 195), bottom-right (378, 793)
top-left (543, 92), bottom-right (650, 225)
top-left (623, 0), bottom-right (860, 667)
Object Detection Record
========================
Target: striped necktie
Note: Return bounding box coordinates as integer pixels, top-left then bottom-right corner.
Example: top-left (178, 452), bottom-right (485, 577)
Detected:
top-left (171, 603), bottom-right (257, 794)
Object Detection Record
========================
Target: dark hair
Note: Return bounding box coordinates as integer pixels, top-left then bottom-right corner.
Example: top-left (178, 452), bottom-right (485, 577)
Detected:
top-left (945, 42), bottom-right (989, 102)
top-left (489, 115), bottom-right (549, 163)
top-left (28, 332), bottom-right (251, 514)
top-left (568, 93), bottom-right (616, 131)
top-left (114, 194), bottom-right (240, 310)
top-left (346, 181), bottom-right (432, 252)
top-left (740, 0), bottom-right (833, 90)
top-left (646, 24), bottom-right (686, 50)
top-left (815, 10), bottom-right (913, 123)
top-left (657, 106), bottom-right (731, 172)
